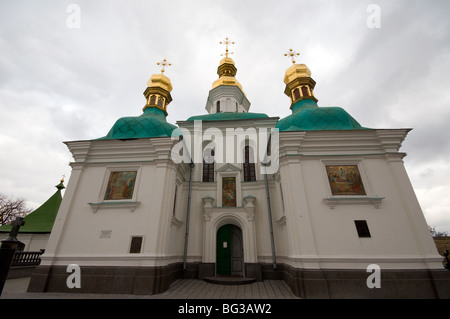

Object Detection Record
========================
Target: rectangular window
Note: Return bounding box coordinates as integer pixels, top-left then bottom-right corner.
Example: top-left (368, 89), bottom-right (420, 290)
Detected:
top-left (243, 146), bottom-right (256, 182)
top-left (203, 163), bottom-right (214, 182)
top-left (129, 236), bottom-right (143, 253)
top-left (203, 149), bottom-right (215, 182)
top-left (104, 171), bottom-right (137, 200)
top-left (354, 220), bottom-right (371, 238)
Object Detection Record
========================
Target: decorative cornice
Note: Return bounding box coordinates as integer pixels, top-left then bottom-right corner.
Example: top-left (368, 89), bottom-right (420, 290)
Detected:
top-left (66, 138), bottom-right (178, 164)
top-left (88, 201), bottom-right (140, 213)
top-left (375, 129), bottom-right (411, 153)
top-left (65, 140), bottom-right (92, 162)
top-left (278, 129), bottom-right (411, 157)
top-left (323, 196), bottom-right (384, 209)
top-left (170, 216), bottom-right (183, 227)
top-left (215, 163), bottom-right (241, 173)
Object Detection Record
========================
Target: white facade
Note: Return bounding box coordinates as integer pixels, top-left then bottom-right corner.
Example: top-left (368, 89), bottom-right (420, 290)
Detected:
top-left (31, 57), bottom-right (448, 298)
top-left (274, 129), bottom-right (442, 270)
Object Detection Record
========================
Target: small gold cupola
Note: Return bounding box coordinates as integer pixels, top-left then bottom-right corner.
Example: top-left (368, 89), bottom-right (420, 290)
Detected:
top-left (211, 37), bottom-right (244, 94)
top-left (283, 49), bottom-right (318, 108)
top-left (143, 59), bottom-right (173, 115)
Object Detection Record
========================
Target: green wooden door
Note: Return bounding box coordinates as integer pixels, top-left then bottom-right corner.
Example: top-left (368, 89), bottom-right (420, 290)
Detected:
top-left (216, 225), bottom-right (231, 275)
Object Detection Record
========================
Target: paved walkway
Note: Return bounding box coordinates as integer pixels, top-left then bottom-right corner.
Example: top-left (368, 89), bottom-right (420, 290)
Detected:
top-left (0, 277), bottom-right (300, 299)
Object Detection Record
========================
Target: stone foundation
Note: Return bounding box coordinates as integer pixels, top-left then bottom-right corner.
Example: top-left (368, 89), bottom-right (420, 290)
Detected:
top-left (27, 263), bottom-right (183, 295)
top-left (27, 262), bottom-right (450, 298)
top-left (282, 264), bottom-right (450, 299)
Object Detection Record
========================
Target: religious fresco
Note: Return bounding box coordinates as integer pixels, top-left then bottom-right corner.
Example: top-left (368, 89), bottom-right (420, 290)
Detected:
top-left (222, 177), bottom-right (237, 207)
top-left (326, 165), bottom-right (366, 196)
top-left (104, 171), bottom-right (137, 200)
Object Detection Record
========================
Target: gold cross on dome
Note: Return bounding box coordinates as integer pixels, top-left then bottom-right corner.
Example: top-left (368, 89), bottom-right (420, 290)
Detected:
top-left (284, 48), bottom-right (300, 64)
top-left (220, 37), bottom-right (235, 58)
top-left (157, 58), bottom-right (172, 74)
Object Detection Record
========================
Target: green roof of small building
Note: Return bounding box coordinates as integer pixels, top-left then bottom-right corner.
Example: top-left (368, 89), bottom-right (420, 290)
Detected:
top-left (276, 99), bottom-right (368, 131)
top-left (187, 112), bottom-right (269, 122)
top-left (0, 181), bottom-right (64, 234)
top-left (98, 108), bottom-right (180, 140)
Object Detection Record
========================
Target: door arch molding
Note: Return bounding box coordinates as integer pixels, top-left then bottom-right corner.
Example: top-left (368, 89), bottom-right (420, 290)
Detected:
top-left (202, 206), bottom-right (258, 268)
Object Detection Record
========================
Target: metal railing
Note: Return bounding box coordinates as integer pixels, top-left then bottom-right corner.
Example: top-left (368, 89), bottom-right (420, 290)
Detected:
top-left (11, 250), bottom-right (44, 267)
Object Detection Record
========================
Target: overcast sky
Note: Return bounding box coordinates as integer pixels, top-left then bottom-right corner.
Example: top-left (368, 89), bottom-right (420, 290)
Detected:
top-left (0, 0), bottom-right (449, 233)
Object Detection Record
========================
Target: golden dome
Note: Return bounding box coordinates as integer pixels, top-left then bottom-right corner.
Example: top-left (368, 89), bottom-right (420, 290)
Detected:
top-left (147, 73), bottom-right (173, 93)
top-left (219, 56), bottom-right (235, 66)
top-left (284, 64), bottom-right (312, 85)
top-left (211, 56), bottom-right (245, 94)
top-left (212, 76), bottom-right (244, 92)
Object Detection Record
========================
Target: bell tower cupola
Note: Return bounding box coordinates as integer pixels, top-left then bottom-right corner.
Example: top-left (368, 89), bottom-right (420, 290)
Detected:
top-left (283, 49), bottom-right (318, 109)
top-left (143, 59), bottom-right (173, 116)
top-left (205, 37), bottom-right (251, 114)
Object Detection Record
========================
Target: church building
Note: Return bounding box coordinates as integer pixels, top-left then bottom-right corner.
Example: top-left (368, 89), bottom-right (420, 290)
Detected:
top-left (28, 42), bottom-right (449, 298)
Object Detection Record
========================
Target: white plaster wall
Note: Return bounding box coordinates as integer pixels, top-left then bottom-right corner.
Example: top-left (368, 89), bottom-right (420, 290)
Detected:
top-left (42, 126), bottom-right (442, 272)
top-left (276, 154), bottom-right (442, 269)
top-left (42, 139), bottom-right (187, 267)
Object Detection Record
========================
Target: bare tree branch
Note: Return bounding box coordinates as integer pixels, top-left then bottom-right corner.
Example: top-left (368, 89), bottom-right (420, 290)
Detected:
top-left (429, 225), bottom-right (449, 238)
top-left (0, 193), bottom-right (32, 225)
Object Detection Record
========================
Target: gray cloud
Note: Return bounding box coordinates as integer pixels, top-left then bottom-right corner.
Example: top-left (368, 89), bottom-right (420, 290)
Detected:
top-left (0, 0), bottom-right (449, 233)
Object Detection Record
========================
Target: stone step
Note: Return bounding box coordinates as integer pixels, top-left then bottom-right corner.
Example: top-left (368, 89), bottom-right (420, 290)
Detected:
top-left (203, 276), bottom-right (257, 285)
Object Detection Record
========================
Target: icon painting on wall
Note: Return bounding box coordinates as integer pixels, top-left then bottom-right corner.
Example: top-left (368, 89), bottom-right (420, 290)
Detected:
top-left (326, 165), bottom-right (366, 196)
top-left (222, 177), bottom-right (237, 207)
top-left (104, 171), bottom-right (137, 200)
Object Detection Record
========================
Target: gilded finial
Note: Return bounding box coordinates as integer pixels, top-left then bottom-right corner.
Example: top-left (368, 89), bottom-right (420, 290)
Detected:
top-left (220, 37), bottom-right (234, 58)
top-left (284, 48), bottom-right (300, 64)
top-left (157, 58), bottom-right (172, 74)
top-left (61, 174), bottom-right (65, 183)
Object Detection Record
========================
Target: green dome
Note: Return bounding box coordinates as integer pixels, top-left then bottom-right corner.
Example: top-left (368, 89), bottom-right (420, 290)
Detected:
top-left (276, 99), bottom-right (367, 131)
top-left (187, 112), bottom-right (269, 122)
top-left (99, 108), bottom-right (180, 140)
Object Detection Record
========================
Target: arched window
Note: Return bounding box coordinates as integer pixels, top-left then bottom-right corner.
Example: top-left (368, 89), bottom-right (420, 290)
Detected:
top-left (216, 101), bottom-right (221, 113)
top-left (157, 96), bottom-right (164, 107)
top-left (149, 95), bottom-right (157, 105)
top-left (243, 146), bottom-right (256, 182)
top-left (293, 88), bottom-right (300, 100)
top-left (203, 148), bottom-right (215, 182)
top-left (301, 86), bottom-right (309, 97)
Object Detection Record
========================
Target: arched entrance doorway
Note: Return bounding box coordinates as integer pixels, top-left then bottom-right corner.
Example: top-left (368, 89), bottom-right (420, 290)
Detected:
top-left (216, 224), bottom-right (243, 276)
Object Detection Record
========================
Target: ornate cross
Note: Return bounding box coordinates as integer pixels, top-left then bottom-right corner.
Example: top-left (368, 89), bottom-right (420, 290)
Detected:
top-left (157, 58), bottom-right (172, 74)
top-left (284, 48), bottom-right (300, 64)
top-left (220, 37), bottom-right (234, 58)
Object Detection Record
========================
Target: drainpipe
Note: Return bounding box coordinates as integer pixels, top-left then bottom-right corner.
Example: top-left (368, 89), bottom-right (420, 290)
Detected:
top-left (264, 165), bottom-right (277, 270)
top-left (183, 161), bottom-right (194, 272)
top-left (263, 133), bottom-right (277, 270)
